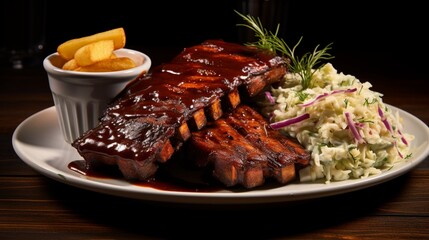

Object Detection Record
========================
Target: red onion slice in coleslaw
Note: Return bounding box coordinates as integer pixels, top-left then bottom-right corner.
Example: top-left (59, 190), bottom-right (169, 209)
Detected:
top-left (270, 113), bottom-right (310, 130)
top-left (264, 91), bottom-right (275, 105)
top-left (300, 88), bottom-right (357, 107)
top-left (345, 112), bottom-right (365, 144)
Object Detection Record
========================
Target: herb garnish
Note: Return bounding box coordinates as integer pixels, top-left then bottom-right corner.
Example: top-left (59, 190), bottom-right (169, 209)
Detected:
top-left (235, 10), bottom-right (334, 89)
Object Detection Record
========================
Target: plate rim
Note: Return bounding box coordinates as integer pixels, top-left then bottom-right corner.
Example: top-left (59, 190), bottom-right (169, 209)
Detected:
top-left (12, 105), bottom-right (429, 204)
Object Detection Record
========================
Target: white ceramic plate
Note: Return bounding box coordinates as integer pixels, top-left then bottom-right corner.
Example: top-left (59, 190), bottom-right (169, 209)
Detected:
top-left (12, 105), bottom-right (429, 204)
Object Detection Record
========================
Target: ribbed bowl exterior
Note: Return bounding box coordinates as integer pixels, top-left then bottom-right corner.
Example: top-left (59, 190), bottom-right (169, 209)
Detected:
top-left (51, 92), bottom-right (106, 143)
top-left (43, 48), bottom-right (151, 143)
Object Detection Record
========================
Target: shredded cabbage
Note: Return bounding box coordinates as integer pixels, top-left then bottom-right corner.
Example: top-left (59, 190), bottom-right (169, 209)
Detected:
top-left (258, 63), bottom-right (415, 183)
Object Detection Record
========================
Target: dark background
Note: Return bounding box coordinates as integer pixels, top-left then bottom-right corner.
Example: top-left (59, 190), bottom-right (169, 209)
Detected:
top-left (2, 0), bottom-right (428, 79)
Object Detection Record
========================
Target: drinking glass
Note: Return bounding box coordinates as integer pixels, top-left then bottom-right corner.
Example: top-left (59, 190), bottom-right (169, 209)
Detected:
top-left (0, 0), bottom-right (47, 69)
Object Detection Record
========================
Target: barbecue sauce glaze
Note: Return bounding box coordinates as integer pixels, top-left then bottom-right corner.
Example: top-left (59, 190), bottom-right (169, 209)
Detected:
top-left (72, 39), bottom-right (286, 182)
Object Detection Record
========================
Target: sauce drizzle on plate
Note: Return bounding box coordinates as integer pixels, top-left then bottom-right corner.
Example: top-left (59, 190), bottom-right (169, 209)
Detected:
top-left (68, 160), bottom-right (223, 192)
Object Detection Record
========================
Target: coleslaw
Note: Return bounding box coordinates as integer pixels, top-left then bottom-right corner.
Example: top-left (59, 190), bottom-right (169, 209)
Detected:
top-left (259, 63), bottom-right (414, 183)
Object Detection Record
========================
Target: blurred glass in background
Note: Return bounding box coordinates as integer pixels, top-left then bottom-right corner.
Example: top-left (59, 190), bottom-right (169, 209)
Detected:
top-left (236, 0), bottom-right (289, 43)
top-left (0, 0), bottom-right (46, 69)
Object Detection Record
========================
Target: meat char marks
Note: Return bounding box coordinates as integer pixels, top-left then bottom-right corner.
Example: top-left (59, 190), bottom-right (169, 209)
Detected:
top-left (72, 39), bottom-right (288, 181)
top-left (189, 105), bottom-right (310, 189)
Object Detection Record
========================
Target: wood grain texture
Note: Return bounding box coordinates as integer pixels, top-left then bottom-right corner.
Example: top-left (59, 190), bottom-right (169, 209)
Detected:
top-left (0, 48), bottom-right (428, 239)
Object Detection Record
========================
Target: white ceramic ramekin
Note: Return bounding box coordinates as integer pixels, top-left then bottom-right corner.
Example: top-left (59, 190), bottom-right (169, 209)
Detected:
top-left (43, 48), bottom-right (151, 143)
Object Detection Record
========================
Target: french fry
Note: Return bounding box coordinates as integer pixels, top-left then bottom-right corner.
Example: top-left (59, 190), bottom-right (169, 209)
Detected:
top-left (57, 27), bottom-right (136, 72)
top-left (62, 53), bottom-right (118, 70)
top-left (62, 58), bottom-right (79, 70)
top-left (74, 40), bottom-right (114, 66)
top-left (75, 57), bottom-right (137, 72)
top-left (57, 27), bottom-right (126, 60)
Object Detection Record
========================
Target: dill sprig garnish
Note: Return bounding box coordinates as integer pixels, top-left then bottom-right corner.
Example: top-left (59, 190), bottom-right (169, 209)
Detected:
top-left (235, 10), bottom-right (334, 89)
top-left (235, 10), bottom-right (278, 53)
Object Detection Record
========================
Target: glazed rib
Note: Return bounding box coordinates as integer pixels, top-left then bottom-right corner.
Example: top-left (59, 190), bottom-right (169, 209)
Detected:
top-left (190, 118), bottom-right (268, 188)
top-left (72, 40), bottom-right (287, 181)
top-left (188, 105), bottom-right (310, 188)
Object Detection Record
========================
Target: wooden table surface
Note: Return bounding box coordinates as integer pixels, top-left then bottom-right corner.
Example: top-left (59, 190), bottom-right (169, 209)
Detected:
top-left (1, 49), bottom-right (428, 240)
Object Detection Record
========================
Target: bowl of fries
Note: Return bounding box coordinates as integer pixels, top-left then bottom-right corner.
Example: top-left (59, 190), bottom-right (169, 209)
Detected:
top-left (43, 28), bottom-right (151, 143)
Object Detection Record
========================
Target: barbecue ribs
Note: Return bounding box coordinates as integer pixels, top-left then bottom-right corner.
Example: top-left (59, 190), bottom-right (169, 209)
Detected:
top-left (72, 39), bottom-right (288, 181)
top-left (188, 105), bottom-right (310, 188)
